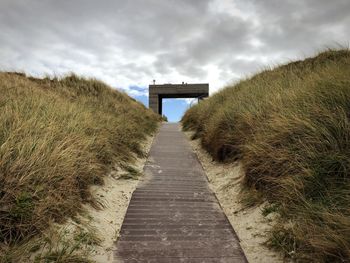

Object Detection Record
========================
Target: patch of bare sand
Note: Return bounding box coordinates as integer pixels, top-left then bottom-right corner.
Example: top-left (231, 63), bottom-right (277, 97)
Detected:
top-left (185, 131), bottom-right (286, 263)
top-left (87, 134), bottom-right (155, 262)
top-left (17, 134), bottom-right (155, 262)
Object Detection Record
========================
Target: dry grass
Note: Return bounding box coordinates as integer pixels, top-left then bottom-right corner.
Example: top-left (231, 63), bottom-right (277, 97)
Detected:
top-left (0, 72), bottom-right (160, 262)
top-left (182, 49), bottom-right (350, 262)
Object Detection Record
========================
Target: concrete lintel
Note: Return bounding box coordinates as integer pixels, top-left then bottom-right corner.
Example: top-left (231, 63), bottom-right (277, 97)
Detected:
top-left (149, 83), bottom-right (208, 95)
top-left (148, 83), bottom-right (209, 115)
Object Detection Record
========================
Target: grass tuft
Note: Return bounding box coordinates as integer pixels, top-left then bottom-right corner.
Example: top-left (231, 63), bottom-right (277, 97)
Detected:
top-left (0, 72), bottom-right (160, 260)
top-left (182, 49), bottom-right (350, 262)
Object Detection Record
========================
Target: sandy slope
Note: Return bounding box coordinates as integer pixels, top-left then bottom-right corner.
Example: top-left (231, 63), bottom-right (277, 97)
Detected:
top-left (87, 135), bottom-right (155, 262)
top-left (185, 131), bottom-right (287, 263)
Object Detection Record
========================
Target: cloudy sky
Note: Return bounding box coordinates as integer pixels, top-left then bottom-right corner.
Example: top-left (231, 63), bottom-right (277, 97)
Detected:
top-left (1, 0), bottom-right (349, 120)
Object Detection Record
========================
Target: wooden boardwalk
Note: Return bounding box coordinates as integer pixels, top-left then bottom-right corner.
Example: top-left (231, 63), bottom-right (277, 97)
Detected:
top-left (114, 123), bottom-right (247, 262)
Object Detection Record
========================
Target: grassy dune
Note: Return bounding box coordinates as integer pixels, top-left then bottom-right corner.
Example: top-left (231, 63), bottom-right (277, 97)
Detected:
top-left (182, 50), bottom-right (350, 262)
top-left (0, 73), bottom-right (160, 260)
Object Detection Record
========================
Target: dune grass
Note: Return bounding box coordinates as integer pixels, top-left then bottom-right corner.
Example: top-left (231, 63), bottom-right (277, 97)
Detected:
top-left (182, 50), bottom-right (350, 262)
top-left (0, 72), bottom-right (160, 261)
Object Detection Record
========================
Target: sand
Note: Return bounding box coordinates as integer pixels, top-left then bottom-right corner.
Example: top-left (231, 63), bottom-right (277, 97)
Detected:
top-left (185, 131), bottom-right (287, 263)
top-left (86, 135), bottom-right (155, 262)
top-left (26, 134), bottom-right (156, 262)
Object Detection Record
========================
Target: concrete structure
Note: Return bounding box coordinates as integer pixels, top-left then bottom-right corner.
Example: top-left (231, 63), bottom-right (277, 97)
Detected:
top-left (149, 83), bottom-right (209, 115)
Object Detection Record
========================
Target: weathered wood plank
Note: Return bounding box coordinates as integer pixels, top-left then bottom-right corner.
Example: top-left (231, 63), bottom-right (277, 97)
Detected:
top-left (114, 123), bottom-right (247, 262)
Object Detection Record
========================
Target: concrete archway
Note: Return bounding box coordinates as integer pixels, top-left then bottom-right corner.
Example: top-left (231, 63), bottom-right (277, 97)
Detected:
top-left (149, 83), bottom-right (209, 115)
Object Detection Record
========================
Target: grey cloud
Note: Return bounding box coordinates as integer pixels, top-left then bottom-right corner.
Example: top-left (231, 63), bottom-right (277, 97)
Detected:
top-left (252, 0), bottom-right (350, 55)
top-left (0, 0), bottom-right (349, 93)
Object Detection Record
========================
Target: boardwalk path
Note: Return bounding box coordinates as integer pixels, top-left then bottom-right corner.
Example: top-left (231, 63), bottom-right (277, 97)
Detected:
top-left (114, 123), bottom-right (247, 262)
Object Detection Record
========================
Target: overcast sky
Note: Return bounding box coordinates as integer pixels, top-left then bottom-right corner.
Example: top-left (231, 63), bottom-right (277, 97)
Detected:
top-left (0, 0), bottom-right (349, 98)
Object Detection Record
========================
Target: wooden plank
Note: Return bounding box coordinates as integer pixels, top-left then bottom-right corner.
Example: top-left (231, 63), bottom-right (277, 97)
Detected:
top-left (114, 123), bottom-right (247, 262)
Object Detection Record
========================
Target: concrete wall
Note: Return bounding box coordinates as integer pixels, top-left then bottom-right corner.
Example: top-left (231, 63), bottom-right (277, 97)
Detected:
top-left (149, 94), bottom-right (159, 115)
top-left (149, 83), bottom-right (209, 115)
